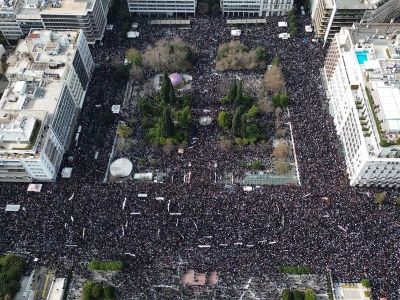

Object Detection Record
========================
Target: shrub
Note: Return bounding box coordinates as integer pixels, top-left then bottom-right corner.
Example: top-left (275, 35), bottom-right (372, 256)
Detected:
top-left (88, 260), bottom-right (123, 271)
top-left (277, 266), bottom-right (311, 274)
top-left (282, 289), bottom-right (293, 300)
top-left (361, 278), bottom-right (371, 288)
top-left (364, 291), bottom-right (371, 298)
top-left (293, 290), bottom-right (305, 300)
top-left (91, 284), bottom-right (103, 298)
top-left (304, 288), bottom-right (316, 300)
top-left (104, 285), bottom-right (116, 298)
top-left (374, 192), bottom-right (386, 204)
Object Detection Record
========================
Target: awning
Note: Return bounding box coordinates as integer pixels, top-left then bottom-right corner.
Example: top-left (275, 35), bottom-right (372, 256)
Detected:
top-left (5, 205), bottom-right (20, 212)
top-left (27, 183), bottom-right (42, 192)
top-left (61, 167), bottom-right (73, 178)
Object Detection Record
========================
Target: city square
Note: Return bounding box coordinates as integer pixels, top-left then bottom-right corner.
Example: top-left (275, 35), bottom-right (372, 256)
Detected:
top-left (0, 2), bottom-right (400, 300)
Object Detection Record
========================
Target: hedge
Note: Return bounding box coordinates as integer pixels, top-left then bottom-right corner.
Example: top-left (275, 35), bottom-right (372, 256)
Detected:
top-left (277, 266), bottom-right (311, 274)
top-left (88, 260), bottom-right (123, 271)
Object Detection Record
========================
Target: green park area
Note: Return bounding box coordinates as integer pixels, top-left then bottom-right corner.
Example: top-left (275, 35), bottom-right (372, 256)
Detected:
top-left (0, 253), bottom-right (26, 300)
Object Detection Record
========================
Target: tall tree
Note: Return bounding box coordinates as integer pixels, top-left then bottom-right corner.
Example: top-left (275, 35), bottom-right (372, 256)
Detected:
top-left (160, 106), bottom-right (175, 138)
top-left (168, 80), bottom-right (176, 105)
top-left (160, 71), bottom-right (171, 103)
top-left (240, 114), bottom-right (247, 138)
top-left (227, 79), bottom-right (237, 103)
top-left (231, 106), bottom-right (244, 136)
top-left (234, 80), bottom-right (243, 105)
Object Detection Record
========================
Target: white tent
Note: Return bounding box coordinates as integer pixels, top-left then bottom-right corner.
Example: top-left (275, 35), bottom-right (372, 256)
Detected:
top-left (231, 29), bottom-right (241, 37)
top-left (111, 105), bottom-right (121, 113)
top-left (127, 31), bottom-right (139, 38)
top-left (5, 205), bottom-right (20, 212)
top-left (110, 158), bottom-right (133, 177)
top-left (61, 167), bottom-right (73, 178)
top-left (133, 172), bottom-right (152, 181)
top-left (27, 184), bottom-right (42, 192)
top-left (278, 33), bottom-right (290, 39)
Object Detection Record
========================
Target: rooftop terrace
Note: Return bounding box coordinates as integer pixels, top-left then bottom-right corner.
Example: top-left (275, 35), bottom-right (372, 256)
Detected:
top-left (40, 0), bottom-right (93, 15)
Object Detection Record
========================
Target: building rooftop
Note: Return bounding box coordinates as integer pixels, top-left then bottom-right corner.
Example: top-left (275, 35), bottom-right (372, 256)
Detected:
top-left (323, 0), bottom-right (377, 10)
top-left (0, 29), bottom-right (80, 153)
top-left (349, 23), bottom-right (400, 44)
top-left (40, 0), bottom-right (93, 15)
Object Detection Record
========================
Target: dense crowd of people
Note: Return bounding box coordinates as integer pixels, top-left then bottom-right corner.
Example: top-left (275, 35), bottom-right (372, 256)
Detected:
top-left (0, 9), bottom-right (400, 300)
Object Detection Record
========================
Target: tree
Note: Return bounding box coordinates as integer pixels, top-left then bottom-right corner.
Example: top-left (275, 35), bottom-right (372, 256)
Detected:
top-left (304, 288), bottom-right (316, 300)
top-left (272, 93), bottom-right (289, 108)
top-left (374, 192), bottom-right (386, 204)
top-left (396, 196), bottom-right (400, 206)
top-left (251, 160), bottom-right (261, 170)
top-left (104, 285), bottom-right (116, 299)
top-left (272, 56), bottom-right (280, 66)
top-left (271, 139), bottom-right (289, 160)
top-left (117, 123), bottom-right (132, 138)
top-left (240, 114), bottom-right (247, 138)
top-left (217, 136), bottom-right (231, 151)
top-left (160, 106), bottom-right (175, 138)
top-left (264, 65), bottom-right (285, 94)
top-left (231, 106), bottom-right (244, 136)
top-left (0, 254), bottom-right (26, 300)
top-left (361, 278), bottom-right (371, 288)
top-left (216, 41), bottom-right (266, 71)
top-left (114, 65), bottom-right (130, 82)
top-left (176, 106), bottom-right (192, 129)
top-left (218, 111), bottom-right (230, 129)
top-left (130, 64), bottom-right (144, 82)
top-left (92, 284), bottom-right (103, 298)
top-left (126, 48), bottom-right (142, 66)
top-left (82, 281), bottom-right (95, 300)
top-left (247, 105), bottom-right (260, 118)
top-left (234, 80), bottom-right (243, 105)
top-left (274, 160), bottom-right (290, 174)
top-left (227, 79), bottom-right (237, 103)
top-left (142, 38), bottom-right (197, 71)
top-left (282, 289), bottom-right (293, 300)
top-left (293, 290), bottom-right (305, 300)
top-left (160, 71), bottom-right (171, 103)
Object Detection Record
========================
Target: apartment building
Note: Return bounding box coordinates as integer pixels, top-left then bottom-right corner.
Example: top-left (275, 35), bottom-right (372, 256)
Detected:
top-left (324, 24), bottom-right (400, 186)
top-left (0, 0), bottom-right (108, 44)
top-left (128, 0), bottom-right (197, 17)
top-left (363, 0), bottom-right (400, 24)
top-left (312, 0), bottom-right (379, 44)
top-left (0, 29), bottom-right (94, 182)
top-left (220, 0), bottom-right (293, 17)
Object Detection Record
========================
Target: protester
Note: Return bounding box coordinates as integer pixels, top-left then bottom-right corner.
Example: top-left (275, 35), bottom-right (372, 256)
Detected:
top-left (0, 14), bottom-right (398, 300)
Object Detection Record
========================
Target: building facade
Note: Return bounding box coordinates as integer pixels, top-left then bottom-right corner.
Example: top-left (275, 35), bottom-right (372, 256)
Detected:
top-left (128, 0), bottom-right (197, 17)
top-left (0, 29), bottom-right (94, 182)
top-left (220, 0), bottom-right (293, 17)
top-left (0, 0), bottom-right (108, 44)
top-left (312, 0), bottom-right (378, 44)
top-left (324, 25), bottom-right (400, 186)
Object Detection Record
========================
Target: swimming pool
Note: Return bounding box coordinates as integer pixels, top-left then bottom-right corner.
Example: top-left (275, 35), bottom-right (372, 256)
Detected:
top-left (356, 50), bottom-right (369, 65)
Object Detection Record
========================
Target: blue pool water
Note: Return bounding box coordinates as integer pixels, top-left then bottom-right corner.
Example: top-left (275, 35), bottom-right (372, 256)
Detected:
top-left (356, 50), bottom-right (369, 64)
